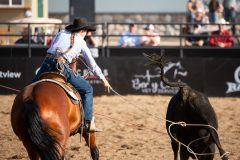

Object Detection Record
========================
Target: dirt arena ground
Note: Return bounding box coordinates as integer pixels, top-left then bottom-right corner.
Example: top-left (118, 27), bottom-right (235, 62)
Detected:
top-left (0, 95), bottom-right (240, 160)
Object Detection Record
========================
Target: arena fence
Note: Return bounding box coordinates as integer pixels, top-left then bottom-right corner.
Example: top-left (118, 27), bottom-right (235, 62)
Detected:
top-left (0, 22), bottom-right (240, 96)
top-left (0, 22), bottom-right (239, 57)
top-left (0, 57), bottom-right (239, 97)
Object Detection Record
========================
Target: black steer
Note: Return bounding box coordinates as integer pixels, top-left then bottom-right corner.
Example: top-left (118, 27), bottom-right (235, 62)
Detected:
top-left (144, 53), bottom-right (229, 160)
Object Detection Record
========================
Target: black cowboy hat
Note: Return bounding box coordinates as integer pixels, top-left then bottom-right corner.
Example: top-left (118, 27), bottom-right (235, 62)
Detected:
top-left (65, 17), bottom-right (96, 32)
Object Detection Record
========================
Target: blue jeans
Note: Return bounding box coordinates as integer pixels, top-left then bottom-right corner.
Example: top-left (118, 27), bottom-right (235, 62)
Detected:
top-left (224, 8), bottom-right (236, 23)
top-left (209, 12), bottom-right (218, 23)
top-left (33, 57), bottom-right (93, 121)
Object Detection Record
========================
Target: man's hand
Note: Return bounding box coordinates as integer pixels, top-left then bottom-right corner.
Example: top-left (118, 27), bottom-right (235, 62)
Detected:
top-left (217, 42), bottom-right (225, 48)
top-left (102, 78), bottom-right (112, 93)
top-left (58, 56), bottom-right (66, 63)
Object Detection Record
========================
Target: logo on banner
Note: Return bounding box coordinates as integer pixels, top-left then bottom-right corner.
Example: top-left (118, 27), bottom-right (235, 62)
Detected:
top-left (82, 68), bottom-right (109, 84)
top-left (0, 70), bottom-right (21, 79)
top-left (226, 66), bottom-right (240, 94)
top-left (131, 61), bottom-right (188, 94)
top-left (35, 68), bottom-right (109, 85)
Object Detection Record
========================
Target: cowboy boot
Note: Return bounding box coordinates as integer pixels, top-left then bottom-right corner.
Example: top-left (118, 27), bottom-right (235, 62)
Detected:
top-left (85, 116), bottom-right (103, 132)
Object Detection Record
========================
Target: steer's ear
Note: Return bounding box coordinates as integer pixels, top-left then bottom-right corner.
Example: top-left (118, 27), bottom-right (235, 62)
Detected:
top-left (143, 52), bottom-right (154, 66)
top-left (142, 52), bottom-right (165, 66)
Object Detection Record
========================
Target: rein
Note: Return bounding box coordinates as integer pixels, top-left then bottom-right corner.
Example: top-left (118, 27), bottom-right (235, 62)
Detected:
top-left (0, 84), bottom-right (20, 92)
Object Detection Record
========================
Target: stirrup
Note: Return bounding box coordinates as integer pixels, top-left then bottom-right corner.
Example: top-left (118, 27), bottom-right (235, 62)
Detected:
top-left (89, 117), bottom-right (103, 132)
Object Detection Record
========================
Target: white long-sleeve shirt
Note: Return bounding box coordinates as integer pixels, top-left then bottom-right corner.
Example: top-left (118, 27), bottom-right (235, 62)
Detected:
top-left (47, 30), bottom-right (104, 79)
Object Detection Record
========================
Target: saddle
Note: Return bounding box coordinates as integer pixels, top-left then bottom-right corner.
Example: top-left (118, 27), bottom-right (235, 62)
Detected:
top-left (38, 72), bottom-right (102, 133)
top-left (37, 72), bottom-right (88, 135)
top-left (38, 72), bottom-right (81, 104)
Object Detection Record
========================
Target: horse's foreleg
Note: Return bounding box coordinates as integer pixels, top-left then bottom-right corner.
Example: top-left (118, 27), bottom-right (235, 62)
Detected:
top-left (82, 132), bottom-right (99, 160)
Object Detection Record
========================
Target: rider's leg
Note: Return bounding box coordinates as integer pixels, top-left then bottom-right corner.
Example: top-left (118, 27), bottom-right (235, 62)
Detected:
top-left (63, 64), bottom-right (101, 132)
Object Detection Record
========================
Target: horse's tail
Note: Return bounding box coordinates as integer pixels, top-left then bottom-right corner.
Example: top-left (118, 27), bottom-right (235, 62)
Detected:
top-left (23, 99), bottom-right (62, 160)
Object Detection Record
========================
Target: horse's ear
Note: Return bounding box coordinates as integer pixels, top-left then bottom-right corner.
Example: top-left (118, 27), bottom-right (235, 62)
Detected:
top-left (144, 62), bottom-right (155, 67)
top-left (142, 52), bottom-right (149, 58)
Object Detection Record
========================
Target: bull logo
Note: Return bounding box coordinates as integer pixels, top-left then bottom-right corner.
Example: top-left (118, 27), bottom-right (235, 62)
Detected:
top-left (156, 61), bottom-right (188, 79)
top-left (132, 61), bottom-right (187, 94)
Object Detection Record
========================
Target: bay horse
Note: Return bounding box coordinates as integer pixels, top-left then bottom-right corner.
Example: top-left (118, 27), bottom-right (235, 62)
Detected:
top-left (11, 60), bottom-right (99, 160)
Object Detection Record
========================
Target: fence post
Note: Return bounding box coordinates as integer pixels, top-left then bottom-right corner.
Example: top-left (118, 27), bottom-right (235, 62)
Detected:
top-left (27, 23), bottom-right (31, 58)
top-left (106, 22), bottom-right (110, 57)
top-left (179, 23), bottom-right (183, 58)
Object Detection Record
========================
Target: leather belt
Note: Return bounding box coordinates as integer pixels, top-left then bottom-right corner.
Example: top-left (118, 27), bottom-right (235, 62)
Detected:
top-left (46, 54), bottom-right (66, 63)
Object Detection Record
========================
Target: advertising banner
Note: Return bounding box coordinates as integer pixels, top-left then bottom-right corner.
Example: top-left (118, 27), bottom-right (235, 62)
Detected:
top-left (205, 59), bottom-right (240, 96)
top-left (0, 57), bottom-right (239, 97)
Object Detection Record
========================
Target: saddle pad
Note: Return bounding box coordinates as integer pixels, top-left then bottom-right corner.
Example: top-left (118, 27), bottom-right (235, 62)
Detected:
top-left (33, 79), bottom-right (79, 101)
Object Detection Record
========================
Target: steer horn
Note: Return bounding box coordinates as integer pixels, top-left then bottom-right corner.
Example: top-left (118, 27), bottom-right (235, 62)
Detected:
top-left (143, 53), bottom-right (187, 88)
